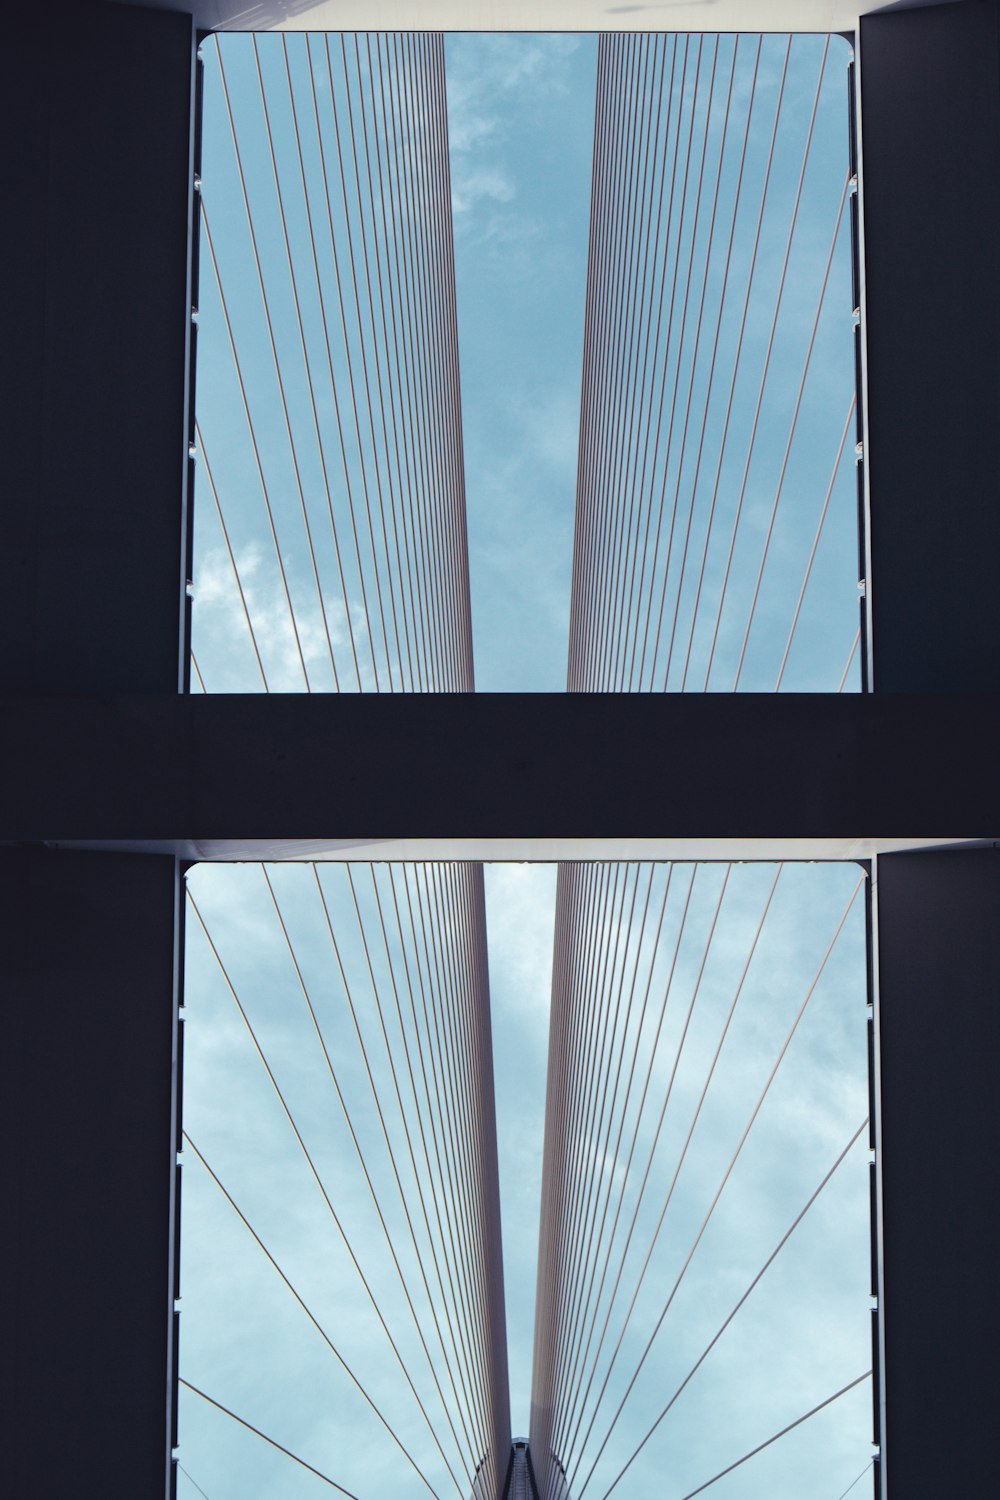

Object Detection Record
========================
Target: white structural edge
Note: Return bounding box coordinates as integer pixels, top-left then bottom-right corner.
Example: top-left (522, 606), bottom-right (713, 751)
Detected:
top-left (110, 0), bottom-right (961, 37)
top-left (45, 836), bottom-right (993, 862)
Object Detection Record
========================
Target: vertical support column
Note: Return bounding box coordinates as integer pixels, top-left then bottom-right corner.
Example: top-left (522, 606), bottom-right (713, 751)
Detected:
top-left (0, 851), bottom-right (183, 1496)
top-left (859, 0), bottom-right (1000, 692)
top-left (874, 850), bottom-right (1000, 1495)
top-left (0, 4), bottom-right (197, 1494)
top-left (3, 2), bottom-right (197, 696)
top-left (860, 4), bottom-right (1000, 1491)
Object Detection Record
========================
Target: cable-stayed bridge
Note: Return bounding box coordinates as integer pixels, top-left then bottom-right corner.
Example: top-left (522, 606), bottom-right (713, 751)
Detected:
top-left (2, 4), bottom-right (999, 1500)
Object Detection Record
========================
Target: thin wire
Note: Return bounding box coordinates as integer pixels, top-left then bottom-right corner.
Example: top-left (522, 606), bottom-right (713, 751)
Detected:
top-left (834, 1460), bottom-right (876, 1500)
top-left (182, 1135), bottom-right (434, 1495)
top-left (190, 652), bottom-right (206, 693)
top-left (177, 1463), bottom-right (214, 1500)
top-left (774, 394), bottom-right (856, 690)
top-left (838, 625), bottom-right (861, 691)
top-left (677, 1373), bottom-right (872, 1499)
top-left (599, 1117), bottom-right (870, 1497)
top-left (180, 1378), bottom-right (363, 1498)
top-left (195, 420), bottom-right (269, 690)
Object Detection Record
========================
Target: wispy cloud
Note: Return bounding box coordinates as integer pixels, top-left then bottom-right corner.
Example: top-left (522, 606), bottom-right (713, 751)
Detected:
top-left (447, 35), bottom-right (584, 245)
top-left (193, 542), bottom-right (383, 692)
top-left (446, 34), bottom-right (597, 689)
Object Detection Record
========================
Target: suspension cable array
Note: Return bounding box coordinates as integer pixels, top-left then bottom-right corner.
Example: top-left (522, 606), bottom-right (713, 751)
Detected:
top-left (529, 38), bottom-right (871, 1496)
top-left (183, 863), bottom-right (511, 1499)
top-left (566, 32), bottom-right (857, 694)
top-left (193, 31), bottom-right (473, 692)
top-left (528, 863), bottom-right (869, 1500)
top-left (183, 31), bottom-right (504, 1497)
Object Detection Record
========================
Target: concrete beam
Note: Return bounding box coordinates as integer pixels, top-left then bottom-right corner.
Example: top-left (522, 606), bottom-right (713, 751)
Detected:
top-left (0, 693), bottom-right (996, 852)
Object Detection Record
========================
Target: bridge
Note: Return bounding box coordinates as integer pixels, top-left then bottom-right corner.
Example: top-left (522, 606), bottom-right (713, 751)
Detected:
top-left (2, 3), bottom-right (998, 1498)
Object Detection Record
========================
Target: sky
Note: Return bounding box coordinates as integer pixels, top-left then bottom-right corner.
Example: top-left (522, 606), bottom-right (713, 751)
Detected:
top-left (180, 28), bottom-right (873, 1500)
top-left (563, 32), bottom-right (860, 695)
top-left (180, 858), bottom-right (871, 1500)
top-left (445, 34), bottom-right (595, 690)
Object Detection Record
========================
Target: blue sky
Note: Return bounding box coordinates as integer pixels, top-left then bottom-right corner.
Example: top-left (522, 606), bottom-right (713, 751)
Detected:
top-left (180, 29), bottom-right (872, 1500)
top-left (445, 34), bottom-right (595, 690)
top-left (189, 29), bottom-right (859, 698)
top-left (180, 858), bottom-right (871, 1499)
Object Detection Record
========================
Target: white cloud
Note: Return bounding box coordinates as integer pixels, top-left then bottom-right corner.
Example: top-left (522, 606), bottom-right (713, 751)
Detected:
top-left (192, 542), bottom-right (389, 693)
top-left (451, 164), bottom-right (517, 218)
